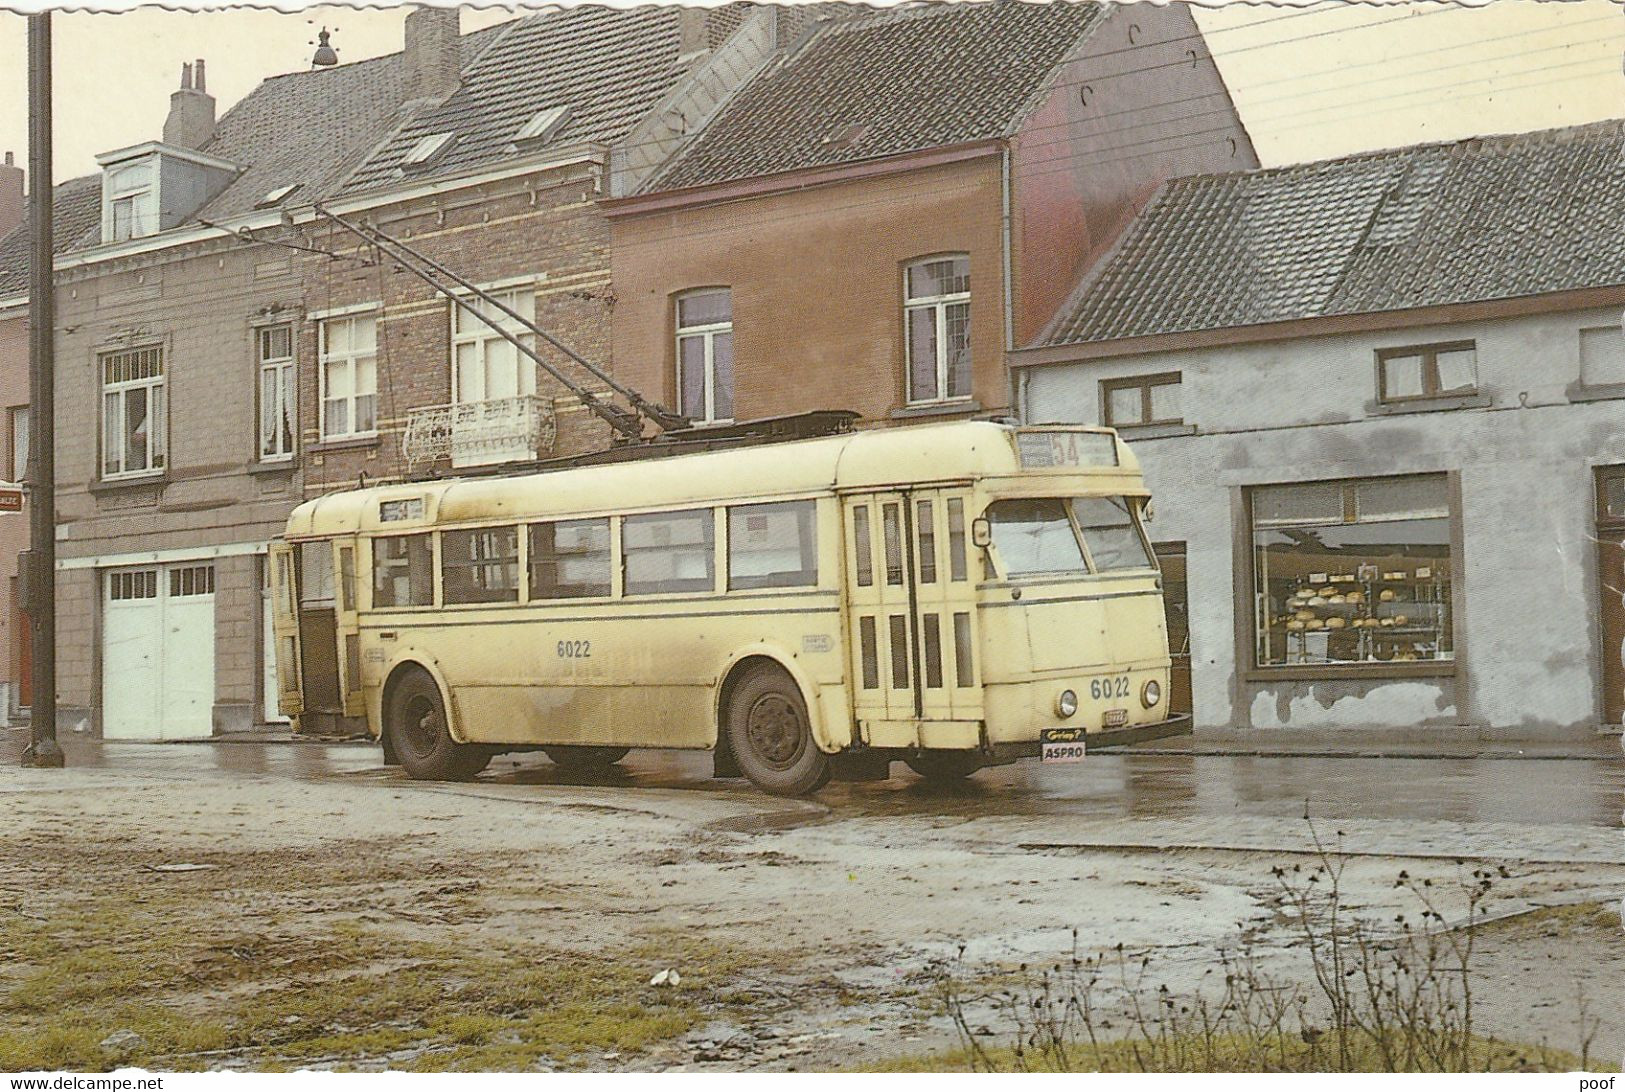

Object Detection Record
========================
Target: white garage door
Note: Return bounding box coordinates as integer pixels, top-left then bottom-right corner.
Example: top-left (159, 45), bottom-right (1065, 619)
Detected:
top-left (103, 563), bottom-right (216, 739)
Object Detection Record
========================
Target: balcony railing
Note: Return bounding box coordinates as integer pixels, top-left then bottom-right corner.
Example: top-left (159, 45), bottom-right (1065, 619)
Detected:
top-left (402, 395), bottom-right (556, 469)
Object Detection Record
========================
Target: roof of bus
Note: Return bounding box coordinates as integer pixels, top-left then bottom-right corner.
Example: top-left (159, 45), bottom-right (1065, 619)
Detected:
top-left (283, 421), bottom-right (1146, 538)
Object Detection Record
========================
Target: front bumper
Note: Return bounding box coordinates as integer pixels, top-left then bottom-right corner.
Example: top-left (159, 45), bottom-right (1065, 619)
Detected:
top-left (987, 713), bottom-right (1193, 761)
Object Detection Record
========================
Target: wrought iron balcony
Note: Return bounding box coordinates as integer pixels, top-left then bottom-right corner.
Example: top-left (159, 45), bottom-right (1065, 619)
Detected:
top-left (402, 395), bottom-right (556, 469)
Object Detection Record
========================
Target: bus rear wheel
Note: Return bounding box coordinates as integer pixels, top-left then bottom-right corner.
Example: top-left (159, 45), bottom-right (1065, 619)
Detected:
top-left (905, 751), bottom-right (985, 782)
top-left (725, 665), bottom-right (830, 797)
top-left (385, 668), bottom-right (490, 782)
top-left (544, 746), bottom-right (630, 771)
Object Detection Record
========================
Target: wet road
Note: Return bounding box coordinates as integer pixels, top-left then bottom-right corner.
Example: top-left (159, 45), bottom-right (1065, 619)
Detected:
top-left (6, 729), bottom-right (1621, 831)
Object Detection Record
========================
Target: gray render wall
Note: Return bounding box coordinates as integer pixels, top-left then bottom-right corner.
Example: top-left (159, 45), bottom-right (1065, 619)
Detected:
top-left (1023, 305), bottom-right (1625, 738)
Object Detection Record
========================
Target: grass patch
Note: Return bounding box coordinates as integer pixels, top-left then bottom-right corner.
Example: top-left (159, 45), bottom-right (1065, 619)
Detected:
top-left (0, 846), bottom-right (753, 1073)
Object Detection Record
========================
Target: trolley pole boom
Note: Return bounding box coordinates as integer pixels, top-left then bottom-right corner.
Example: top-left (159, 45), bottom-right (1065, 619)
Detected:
top-left (313, 205), bottom-right (686, 441)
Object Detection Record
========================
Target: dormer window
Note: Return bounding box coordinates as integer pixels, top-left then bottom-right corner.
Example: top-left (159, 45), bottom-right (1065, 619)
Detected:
top-left (107, 162), bottom-right (156, 242)
top-left (96, 141), bottom-right (239, 245)
top-left (403, 132), bottom-right (455, 170)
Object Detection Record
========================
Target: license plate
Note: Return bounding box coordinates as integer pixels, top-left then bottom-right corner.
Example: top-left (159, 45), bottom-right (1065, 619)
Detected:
top-left (1104, 709), bottom-right (1129, 728)
top-left (1040, 727), bottom-right (1087, 764)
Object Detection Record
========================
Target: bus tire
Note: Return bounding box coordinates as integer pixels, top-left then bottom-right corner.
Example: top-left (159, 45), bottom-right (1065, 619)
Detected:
top-left (905, 751), bottom-right (985, 782)
top-left (725, 665), bottom-right (830, 797)
top-left (385, 668), bottom-right (490, 782)
top-left (543, 745), bottom-right (630, 770)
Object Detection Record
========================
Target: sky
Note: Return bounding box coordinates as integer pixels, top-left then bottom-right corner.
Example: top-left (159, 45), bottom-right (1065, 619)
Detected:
top-left (0, 0), bottom-right (1621, 189)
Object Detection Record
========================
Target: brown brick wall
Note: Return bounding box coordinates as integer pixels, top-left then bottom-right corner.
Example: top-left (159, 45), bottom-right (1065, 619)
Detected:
top-left (299, 170), bottom-right (621, 495)
top-left (609, 155), bottom-right (1011, 426)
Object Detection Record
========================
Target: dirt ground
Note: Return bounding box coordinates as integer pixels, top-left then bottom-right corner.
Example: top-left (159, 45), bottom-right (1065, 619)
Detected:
top-left (0, 743), bottom-right (1620, 1072)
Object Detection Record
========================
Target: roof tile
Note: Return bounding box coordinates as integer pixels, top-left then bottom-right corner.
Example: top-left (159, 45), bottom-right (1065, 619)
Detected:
top-left (1042, 119), bottom-right (1625, 347)
top-left (648, 0), bottom-right (1107, 193)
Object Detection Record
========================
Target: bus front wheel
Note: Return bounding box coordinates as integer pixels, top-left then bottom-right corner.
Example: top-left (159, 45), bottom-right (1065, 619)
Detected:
top-left (385, 669), bottom-right (490, 782)
top-left (725, 665), bottom-right (830, 797)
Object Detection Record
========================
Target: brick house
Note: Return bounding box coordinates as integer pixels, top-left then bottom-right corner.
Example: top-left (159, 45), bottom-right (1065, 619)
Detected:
top-left (0, 151), bottom-right (30, 722)
top-left (1013, 121), bottom-right (1625, 739)
top-left (604, 1), bottom-right (1257, 431)
top-left (3, 4), bottom-right (794, 739)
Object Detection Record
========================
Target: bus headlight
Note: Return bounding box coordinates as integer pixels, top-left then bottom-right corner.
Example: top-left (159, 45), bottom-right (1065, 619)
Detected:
top-left (1141, 680), bottom-right (1162, 709)
top-left (1056, 689), bottom-right (1079, 719)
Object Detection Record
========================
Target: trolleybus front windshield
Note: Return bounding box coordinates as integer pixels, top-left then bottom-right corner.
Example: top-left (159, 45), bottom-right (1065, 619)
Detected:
top-left (987, 497), bottom-right (1153, 578)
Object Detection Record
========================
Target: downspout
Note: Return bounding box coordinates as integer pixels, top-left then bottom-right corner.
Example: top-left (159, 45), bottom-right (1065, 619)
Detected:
top-left (1001, 143), bottom-right (1018, 420)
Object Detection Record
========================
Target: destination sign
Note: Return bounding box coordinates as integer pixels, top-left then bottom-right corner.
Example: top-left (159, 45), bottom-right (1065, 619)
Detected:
top-left (1016, 430), bottom-right (1119, 469)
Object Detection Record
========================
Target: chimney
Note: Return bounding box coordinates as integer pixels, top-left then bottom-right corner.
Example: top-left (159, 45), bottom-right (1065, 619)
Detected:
top-left (163, 59), bottom-right (217, 150)
top-left (0, 152), bottom-right (22, 239)
top-left (404, 6), bottom-right (461, 102)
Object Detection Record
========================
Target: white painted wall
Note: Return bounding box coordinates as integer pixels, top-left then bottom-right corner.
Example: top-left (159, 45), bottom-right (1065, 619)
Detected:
top-left (1023, 305), bottom-right (1625, 737)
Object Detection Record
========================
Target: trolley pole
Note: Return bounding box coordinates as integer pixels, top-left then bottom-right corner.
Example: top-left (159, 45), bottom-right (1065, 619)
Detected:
top-left (20, 12), bottom-right (62, 769)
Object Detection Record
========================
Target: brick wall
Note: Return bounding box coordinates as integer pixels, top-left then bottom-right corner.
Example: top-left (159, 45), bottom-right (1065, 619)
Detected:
top-left (299, 168), bottom-right (623, 496)
top-left (609, 155), bottom-right (1010, 426)
top-left (0, 312), bottom-right (27, 709)
top-left (51, 238), bottom-right (306, 727)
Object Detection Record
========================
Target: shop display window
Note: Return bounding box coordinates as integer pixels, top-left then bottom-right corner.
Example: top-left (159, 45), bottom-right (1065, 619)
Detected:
top-left (1251, 475), bottom-right (1454, 669)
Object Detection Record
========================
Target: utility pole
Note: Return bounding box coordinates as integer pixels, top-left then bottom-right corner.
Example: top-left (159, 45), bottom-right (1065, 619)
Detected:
top-left (20, 12), bottom-right (62, 769)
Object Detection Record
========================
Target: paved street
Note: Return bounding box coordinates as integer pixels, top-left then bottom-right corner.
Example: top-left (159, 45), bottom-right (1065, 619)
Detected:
top-left (2, 729), bottom-right (1620, 1070)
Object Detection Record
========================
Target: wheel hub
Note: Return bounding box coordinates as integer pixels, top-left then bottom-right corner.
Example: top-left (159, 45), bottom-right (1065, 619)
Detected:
top-left (402, 695), bottom-right (441, 757)
top-left (746, 694), bottom-right (804, 769)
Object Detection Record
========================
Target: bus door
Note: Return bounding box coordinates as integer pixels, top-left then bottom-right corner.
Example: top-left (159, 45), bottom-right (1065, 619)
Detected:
top-left (268, 542), bottom-right (303, 719)
top-left (291, 538), bottom-right (365, 726)
top-left (907, 490), bottom-right (982, 728)
top-left (843, 489), bottom-right (981, 746)
top-left (332, 539), bottom-right (364, 717)
top-left (843, 494), bottom-right (915, 737)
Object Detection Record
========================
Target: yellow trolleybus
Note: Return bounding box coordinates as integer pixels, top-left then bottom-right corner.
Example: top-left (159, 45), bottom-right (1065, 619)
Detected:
top-left (271, 421), bottom-right (1189, 795)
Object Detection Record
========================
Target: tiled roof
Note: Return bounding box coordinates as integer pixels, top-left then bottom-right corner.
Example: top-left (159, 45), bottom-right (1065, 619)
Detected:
top-left (0, 174), bottom-right (104, 299)
top-left (1041, 120), bottom-right (1625, 348)
top-left (341, 6), bottom-right (696, 194)
top-left (648, 0), bottom-right (1107, 193)
top-left (195, 26), bottom-right (505, 221)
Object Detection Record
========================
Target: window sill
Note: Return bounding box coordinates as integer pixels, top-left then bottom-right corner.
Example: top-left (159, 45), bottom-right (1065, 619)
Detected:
top-left (1111, 421), bottom-right (1196, 441)
top-left (1365, 392), bottom-right (1491, 416)
top-left (249, 459), bottom-right (298, 477)
top-left (89, 473), bottom-right (167, 496)
top-left (1242, 661), bottom-right (1457, 684)
top-left (1566, 381), bottom-right (1625, 404)
top-left (889, 399), bottom-right (982, 421)
top-left (309, 435), bottom-right (380, 455)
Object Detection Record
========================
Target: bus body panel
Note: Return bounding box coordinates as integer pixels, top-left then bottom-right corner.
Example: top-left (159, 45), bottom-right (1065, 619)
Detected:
top-left (273, 422), bottom-right (1188, 780)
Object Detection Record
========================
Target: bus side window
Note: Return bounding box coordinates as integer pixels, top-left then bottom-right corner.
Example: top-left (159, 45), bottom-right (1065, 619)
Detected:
top-left (338, 547), bottom-right (356, 613)
top-left (373, 534), bottom-right (433, 608)
top-left (442, 526), bottom-right (521, 605)
top-left (623, 509), bottom-right (715, 595)
top-left (852, 506), bottom-right (873, 587)
top-left (299, 540), bottom-right (335, 607)
top-left (916, 499), bottom-right (936, 584)
top-left (530, 519), bottom-right (612, 599)
top-left (947, 498), bottom-right (968, 582)
top-left (728, 500), bottom-right (817, 590)
top-left (882, 503), bottom-right (904, 586)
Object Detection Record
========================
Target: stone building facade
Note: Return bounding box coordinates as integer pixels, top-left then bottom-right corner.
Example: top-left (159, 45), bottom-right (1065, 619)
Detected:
top-left (1015, 122), bottom-right (1625, 738)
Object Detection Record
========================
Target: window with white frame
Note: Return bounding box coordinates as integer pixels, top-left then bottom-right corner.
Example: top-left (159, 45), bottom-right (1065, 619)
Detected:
top-left (904, 255), bottom-right (971, 404)
top-left (105, 162), bottom-right (158, 243)
top-left (452, 287), bottom-right (536, 404)
top-left (675, 289), bottom-right (733, 423)
top-left (257, 325), bottom-right (296, 461)
top-left (101, 346), bottom-right (166, 478)
top-left (319, 313), bottom-right (378, 441)
top-left (9, 405), bottom-right (28, 483)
